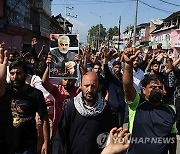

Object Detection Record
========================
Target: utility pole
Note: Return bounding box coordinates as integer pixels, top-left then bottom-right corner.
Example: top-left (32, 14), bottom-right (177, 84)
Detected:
top-left (118, 16), bottom-right (121, 51)
top-left (133, 0), bottom-right (139, 47)
top-left (98, 16), bottom-right (101, 51)
top-left (90, 12), bottom-right (112, 50)
top-left (64, 7), bottom-right (77, 34)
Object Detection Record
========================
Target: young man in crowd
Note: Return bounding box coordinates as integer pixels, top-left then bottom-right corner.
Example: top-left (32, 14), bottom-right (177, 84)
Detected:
top-left (145, 51), bottom-right (173, 78)
top-left (0, 48), bottom-right (50, 153)
top-left (123, 47), bottom-right (176, 154)
top-left (103, 46), bottom-right (126, 127)
top-left (132, 56), bottom-right (144, 93)
top-left (92, 61), bottom-right (108, 98)
top-left (42, 54), bottom-right (80, 137)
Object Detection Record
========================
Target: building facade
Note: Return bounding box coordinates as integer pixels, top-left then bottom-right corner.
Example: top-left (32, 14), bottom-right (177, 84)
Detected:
top-left (0, 0), bottom-right (32, 51)
top-left (151, 11), bottom-right (180, 57)
top-left (0, 0), bottom-right (73, 53)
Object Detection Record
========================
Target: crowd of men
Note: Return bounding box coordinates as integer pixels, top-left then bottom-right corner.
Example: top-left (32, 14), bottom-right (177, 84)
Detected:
top-left (0, 38), bottom-right (180, 154)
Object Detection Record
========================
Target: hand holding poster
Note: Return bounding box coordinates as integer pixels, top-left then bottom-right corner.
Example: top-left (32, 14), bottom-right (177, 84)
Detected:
top-left (49, 34), bottom-right (79, 78)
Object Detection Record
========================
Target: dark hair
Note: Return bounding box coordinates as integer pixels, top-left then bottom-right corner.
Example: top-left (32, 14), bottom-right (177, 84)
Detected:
top-left (141, 75), bottom-right (163, 87)
top-left (169, 48), bottom-right (173, 52)
top-left (150, 60), bottom-right (161, 67)
top-left (9, 58), bottom-right (28, 74)
top-left (113, 61), bottom-right (121, 67)
top-left (92, 61), bottom-right (102, 68)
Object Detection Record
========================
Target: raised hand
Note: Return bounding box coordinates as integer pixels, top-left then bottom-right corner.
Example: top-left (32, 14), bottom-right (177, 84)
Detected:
top-left (125, 40), bottom-right (132, 48)
top-left (41, 45), bottom-right (45, 50)
top-left (84, 49), bottom-right (91, 61)
top-left (0, 48), bottom-right (9, 97)
top-left (162, 50), bottom-right (168, 58)
top-left (144, 48), bottom-right (149, 54)
top-left (101, 127), bottom-right (130, 154)
top-left (41, 142), bottom-right (50, 154)
top-left (110, 127), bottom-right (130, 151)
top-left (123, 47), bottom-right (140, 65)
top-left (151, 52), bottom-right (158, 60)
top-left (22, 52), bottom-right (30, 58)
top-left (102, 46), bottom-right (109, 58)
top-left (31, 37), bottom-right (37, 47)
top-left (0, 47), bottom-right (9, 76)
top-left (0, 41), bottom-right (5, 48)
top-left (46, 53), bottom-right (52, 65)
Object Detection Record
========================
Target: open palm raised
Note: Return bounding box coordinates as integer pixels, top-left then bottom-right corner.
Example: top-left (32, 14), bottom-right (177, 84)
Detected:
top-left (0, 48), bottom-right (9, 97)
top-left (123, 47), bottom-right (141, 64)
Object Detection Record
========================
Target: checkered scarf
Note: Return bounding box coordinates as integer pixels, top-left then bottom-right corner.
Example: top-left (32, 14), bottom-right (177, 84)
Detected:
top-left (74, 92), bottom-right (106, 117)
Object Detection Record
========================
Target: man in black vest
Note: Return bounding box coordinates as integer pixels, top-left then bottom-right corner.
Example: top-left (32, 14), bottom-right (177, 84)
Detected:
top-left (52, 72), bottom-right (116, 154)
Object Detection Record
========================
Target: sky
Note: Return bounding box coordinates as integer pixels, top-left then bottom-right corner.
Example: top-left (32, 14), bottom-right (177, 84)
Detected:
top-left (51, 0), bottom-right (180, 43)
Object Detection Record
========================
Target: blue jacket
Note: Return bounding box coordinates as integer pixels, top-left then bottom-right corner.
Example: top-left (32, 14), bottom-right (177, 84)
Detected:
top-left (103, 64), bottom-right (126, 110)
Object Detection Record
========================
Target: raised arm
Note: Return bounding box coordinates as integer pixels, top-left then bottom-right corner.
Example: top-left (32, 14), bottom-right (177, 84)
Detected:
top-left (173, 57), bottom-right (180, 67)
top-left (0, 48), bottom-right (8, 97)
top-left (102, 46), bottom-right (109, 65)
top-left (31, 37), bottom-right (38, 62)
top-left (145, 53), bottom-right (156, 72)
top-left (163, 51), bottom-right (173, 74)
top-left (102, 46), bottom-right (114, 80)
top-left (82, 51), bottom-right (88, 74)
top-left (117, 51), bottom-right (123, 62)
top-left (123, 48), bottom-right (140, 102)
top-left (38, 45), bottom-right (45, 59)
top-left (41, 54), bottom-right (54, 93)
top-left (142, 48), bottom-right (148, 61)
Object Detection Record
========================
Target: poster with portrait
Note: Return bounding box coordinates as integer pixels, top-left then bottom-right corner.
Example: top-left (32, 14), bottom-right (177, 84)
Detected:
top-left (49, 34), bottom-right (79, 78)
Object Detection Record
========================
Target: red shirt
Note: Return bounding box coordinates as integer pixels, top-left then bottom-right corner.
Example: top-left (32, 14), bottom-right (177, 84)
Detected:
top-left (51, 84), bottom-right (80, 136)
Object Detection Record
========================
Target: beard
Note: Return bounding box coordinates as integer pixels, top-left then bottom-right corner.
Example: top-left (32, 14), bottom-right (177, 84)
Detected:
top-left (153, 69), bottom-right (159, 73)
top-left (11, 77), bottom-right (26, 90)
top-left (82, 92), bottom-right (98, 103)
top-left (133, 64), bottom-right (138, 69)
top-left (114, 70), bottom-right (121, 76)
top-left (60, 49), bottom-right (68, 54)
top-left (148, 89), bottom-right (163, 105)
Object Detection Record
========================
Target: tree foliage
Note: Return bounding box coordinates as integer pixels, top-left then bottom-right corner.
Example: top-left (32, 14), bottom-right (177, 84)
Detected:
top-left (88, 24), bottom-right (125, 49)
top-left (107, 26), bottom-right (119, 40)
top-left (124, 25), bottom-right (134, 32)
top-left (88, 24), bottom-right (106, 48)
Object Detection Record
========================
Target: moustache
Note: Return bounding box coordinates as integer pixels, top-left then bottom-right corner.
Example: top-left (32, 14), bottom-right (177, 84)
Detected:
top-left (149, 89), bottom-right (163, 104)
top-left (115, 71), bottom-right (121, 75)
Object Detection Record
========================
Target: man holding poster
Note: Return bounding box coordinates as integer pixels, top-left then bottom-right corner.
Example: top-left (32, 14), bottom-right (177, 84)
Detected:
top-left (50, 34), bottom-right (78, 78)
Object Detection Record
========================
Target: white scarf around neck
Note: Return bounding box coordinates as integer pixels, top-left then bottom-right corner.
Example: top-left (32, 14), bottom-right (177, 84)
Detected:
top-left (74, 92), bottom-right (106, 117)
